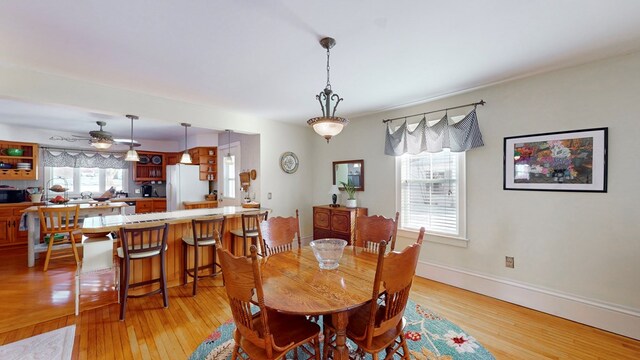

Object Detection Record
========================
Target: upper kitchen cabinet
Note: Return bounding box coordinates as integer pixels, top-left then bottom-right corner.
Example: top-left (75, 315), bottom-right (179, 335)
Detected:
top-left (189, 147), bottom-right (217, 181)
top-left (0, 141), bottom-right (39, 180)
top-left (133, 151), bottom-right (166, 182)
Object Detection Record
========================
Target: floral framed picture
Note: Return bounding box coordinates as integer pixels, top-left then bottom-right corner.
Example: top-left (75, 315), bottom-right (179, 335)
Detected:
top-left (503, 127), bottom-right (608, 192)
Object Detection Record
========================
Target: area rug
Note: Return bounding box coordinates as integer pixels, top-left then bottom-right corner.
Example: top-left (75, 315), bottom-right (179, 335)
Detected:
top-left (0, 325), bottom-right (75, 360)
top-left (189, 301), bottom-right (494, 359)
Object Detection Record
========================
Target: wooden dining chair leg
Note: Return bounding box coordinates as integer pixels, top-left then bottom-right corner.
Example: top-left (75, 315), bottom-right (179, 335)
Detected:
top-left (43, 235), bottom-right (56, 271)
top-left (400, 333), bottom-right (410, 359)
top-left (192, 244), bottom-right (199, 296)
top-left (313, 337), bottom-right (320, 360)
top-left (69, 232), bottom-right (80, 264)
top-left (161, 252), bottom-right (169, 307)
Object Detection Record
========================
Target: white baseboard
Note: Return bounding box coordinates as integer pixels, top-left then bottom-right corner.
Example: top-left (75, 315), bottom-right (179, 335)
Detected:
top-left (416, 261), bottom-right (640, 340)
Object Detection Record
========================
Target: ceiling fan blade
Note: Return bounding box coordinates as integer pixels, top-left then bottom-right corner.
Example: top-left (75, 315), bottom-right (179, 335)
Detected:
top-left (72, 135), bottom-right (91, 139)
top-left (113, 139), bottom-right (142, 147)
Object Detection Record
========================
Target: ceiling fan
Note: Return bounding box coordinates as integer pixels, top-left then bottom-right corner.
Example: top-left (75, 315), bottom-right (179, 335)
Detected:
top-left (50, 121), bottom-right (141, 149)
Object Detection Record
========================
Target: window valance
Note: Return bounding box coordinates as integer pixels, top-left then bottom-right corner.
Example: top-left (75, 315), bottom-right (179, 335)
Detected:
top-left (384, 109), bottom-right (484, 156)
top-left (42, 148), bottom-right (128, 169)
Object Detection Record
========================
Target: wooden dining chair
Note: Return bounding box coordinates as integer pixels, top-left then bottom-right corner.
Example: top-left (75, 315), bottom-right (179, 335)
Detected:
top-left (182, 216), bottom-right (226, 296)
top-left (354, 211), bottom-right (399, 252)
top-left (323, 240), bottom-right (422, 360)
top-left (38, 205), bottom-right (81, 271)
top-left (258, 209), bottom-right (301, 256)
top-left (230, 211), bottom-right (268, 256)
top-left (217, 245), bottom-right (321, 359)
top-left (118, 223), bottom-right (169, 321)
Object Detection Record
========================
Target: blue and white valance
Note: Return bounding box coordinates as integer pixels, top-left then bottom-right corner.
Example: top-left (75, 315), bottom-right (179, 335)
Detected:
top-left (42, 149), bottom-right (128, 169)
top-left (384, 109), bottom-right (484, 156)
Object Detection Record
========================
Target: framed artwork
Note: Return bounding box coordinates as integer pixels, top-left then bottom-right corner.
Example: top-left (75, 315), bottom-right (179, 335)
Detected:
top-left (503, 127), bottom-right (608, 192)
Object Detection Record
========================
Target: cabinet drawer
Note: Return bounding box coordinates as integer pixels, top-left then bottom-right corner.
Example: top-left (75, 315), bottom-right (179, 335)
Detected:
top-left (153, 200), bottom-right (166, 212)
top-left (136, 201), bottom-right (153, 213)
top-left (0, 208), bottom-right (14, 217)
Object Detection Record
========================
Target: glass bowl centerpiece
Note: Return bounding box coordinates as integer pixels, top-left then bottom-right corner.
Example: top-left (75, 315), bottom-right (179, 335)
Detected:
top-left (310, 239), bottom-right (348, 270)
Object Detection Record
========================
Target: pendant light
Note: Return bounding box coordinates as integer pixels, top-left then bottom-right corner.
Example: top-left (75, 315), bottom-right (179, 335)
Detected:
top-left (89, 121), bottom-right (113, 150)
top-left (307, 37), bottom-right (349, 143)
top-left (223, 129), bottom-right (233, 165)
top-left (124, 115), bottom-right (140, 162)
top-left (179, 123), bottom-right (192, 164)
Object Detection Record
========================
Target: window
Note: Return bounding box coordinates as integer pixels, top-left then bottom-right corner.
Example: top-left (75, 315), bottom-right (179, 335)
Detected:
top-left (222, 156), bottom-right (236, 199)
top-left (398, 149), bottom-right (466, 238)
top-left (46, 167), bottom-right (127, 196)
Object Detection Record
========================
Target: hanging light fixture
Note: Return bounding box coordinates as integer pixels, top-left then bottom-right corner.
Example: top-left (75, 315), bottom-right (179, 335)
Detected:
top-left (89, 121), bottom-right (113, 150)
top-left (223, 129), bottom-right (233, 164)
top-left (307, 37), bottom-right (349, 143)
top-left (124, 115), bottom-right (140, 162)
top-left (179, 123), bottom-right (192, 164)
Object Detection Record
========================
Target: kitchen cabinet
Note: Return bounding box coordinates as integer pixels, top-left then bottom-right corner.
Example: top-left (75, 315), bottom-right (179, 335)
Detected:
top-left (153, 199), bottom-right (166, 212)
top-left (165, 152), bottom-right (180, 166)
top-left (188, 147), bottom-right (217, 181)
top-left (0, 141), bottom-right (39, 180)
top-left (312, 205), bottom-right (368, 245)
top-left (0, 204), bottom-right (30, 246)
top-left (133, 151), bottom-right (165, 182)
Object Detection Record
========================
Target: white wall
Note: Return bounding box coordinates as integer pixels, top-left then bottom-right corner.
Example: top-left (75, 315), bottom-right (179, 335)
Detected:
top-left (311, 50), bottom-right (640, 335)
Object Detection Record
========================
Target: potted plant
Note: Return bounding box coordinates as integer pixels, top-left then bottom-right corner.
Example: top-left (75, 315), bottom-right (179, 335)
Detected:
top-left (340, 180), bottom-right (357, 208)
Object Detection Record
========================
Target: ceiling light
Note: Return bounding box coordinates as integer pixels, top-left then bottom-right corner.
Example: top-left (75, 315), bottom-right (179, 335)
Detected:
top-left (307, 37), bottom-right (349, 143)
top-left (90, 138), bottom-right (113, 149)
top-left (224, 129), bottom-right (233, 164)
top-left (180, 123), bottom-right (192, 164)
top-left (125, 115), bottom-right (140, 162)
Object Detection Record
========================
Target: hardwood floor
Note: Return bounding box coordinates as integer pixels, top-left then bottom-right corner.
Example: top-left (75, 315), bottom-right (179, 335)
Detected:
top-left (0, 247), bottom-right (639, 359)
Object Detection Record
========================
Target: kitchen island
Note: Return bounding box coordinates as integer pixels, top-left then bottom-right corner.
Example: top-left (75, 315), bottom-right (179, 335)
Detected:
top-left (82, 206), bottom-right (269, 289)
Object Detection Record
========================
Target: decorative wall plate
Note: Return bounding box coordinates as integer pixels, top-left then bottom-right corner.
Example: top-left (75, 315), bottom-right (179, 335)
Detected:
top-left (279, 152), bottom-right (299, 174)
top-left (139, 155), bottom-right (150, 164)
top-left (151, 155), bottom-right (162, 165)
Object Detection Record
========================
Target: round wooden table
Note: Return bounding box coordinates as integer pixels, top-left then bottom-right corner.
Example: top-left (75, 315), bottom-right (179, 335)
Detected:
top-left (260, 246), bottom-right (379, 360)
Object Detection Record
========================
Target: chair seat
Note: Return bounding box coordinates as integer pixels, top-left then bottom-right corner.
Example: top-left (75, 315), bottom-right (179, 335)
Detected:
top-left (117, 244), bottom-right (168, 259)
top-left (240, 309), bottom-right (320, 359)
top-left (230, 228), bottom-right (259, 238)
top-left (181, 236), bottom-right (216, 246)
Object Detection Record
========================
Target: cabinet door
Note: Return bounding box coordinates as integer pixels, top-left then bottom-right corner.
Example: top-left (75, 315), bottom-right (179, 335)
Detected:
top-left (331, 210), bottom-right (352, 234)
top-left (153, 200), bottom-right (166, 213)
top-left (12, 216), bottom-right (27, 243)
top-left (0, 219), bottom-right (11, 245)
top-left (313, 207), bottom-right (331, 230)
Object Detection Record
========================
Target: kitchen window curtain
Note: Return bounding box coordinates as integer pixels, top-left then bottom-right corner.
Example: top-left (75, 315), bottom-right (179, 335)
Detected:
top-left (384, 108), bottom-right (484, 155)
top-left (42, 149), bottom-right (128, 169)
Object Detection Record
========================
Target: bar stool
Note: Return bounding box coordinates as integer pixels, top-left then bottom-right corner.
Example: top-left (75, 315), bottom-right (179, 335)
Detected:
top-left (38, 205), bottom-right (81, 271)
top-left (230, 211), bottom-right (268, 256)
top-left (118, 223), bottom-right (169, 321)
top-left (182, 216), bottom-right (226, 296)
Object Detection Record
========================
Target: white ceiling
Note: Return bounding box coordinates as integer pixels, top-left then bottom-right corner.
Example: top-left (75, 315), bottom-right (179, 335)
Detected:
top-left (1, 1), bottom-right (640, 137)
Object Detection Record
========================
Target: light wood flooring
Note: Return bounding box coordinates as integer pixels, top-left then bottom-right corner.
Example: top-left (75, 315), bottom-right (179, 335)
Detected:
top-left (0, 247), bottom-right (638, 359)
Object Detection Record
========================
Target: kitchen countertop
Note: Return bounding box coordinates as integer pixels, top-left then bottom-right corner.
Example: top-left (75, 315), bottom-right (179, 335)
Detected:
top-left (21, 202), bottom-right (128, 213)
top-left (82, 206), bottom-right (269, 234)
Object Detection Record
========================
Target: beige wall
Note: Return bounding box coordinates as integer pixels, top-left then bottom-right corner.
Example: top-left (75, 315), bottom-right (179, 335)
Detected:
top-left (311, 50), bottom-right (640, 311)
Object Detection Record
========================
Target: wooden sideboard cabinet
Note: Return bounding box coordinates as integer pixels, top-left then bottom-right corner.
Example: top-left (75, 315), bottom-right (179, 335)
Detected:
top-left (312, 205), bottom-right (368, 245)
top-left (0, 204), bottom-right (30, 247)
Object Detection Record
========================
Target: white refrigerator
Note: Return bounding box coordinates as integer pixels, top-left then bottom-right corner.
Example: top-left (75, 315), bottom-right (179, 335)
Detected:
top-left (166, 164), bottom-right (209, 211)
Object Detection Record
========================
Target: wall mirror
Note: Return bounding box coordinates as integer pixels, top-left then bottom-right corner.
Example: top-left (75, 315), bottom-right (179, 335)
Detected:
top-left (333, 159), bottom-right (364, 191)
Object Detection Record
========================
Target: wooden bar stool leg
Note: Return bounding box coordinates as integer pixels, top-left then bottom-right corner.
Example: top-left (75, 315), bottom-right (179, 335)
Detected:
top-left (161, 252), bottom-right (169, 307)
top-left (119, 257), bottom-right (130, 320)
top-left (182, 242), bottom-right (188, 285)
top-left (193, 244), bottom-right (199, 296)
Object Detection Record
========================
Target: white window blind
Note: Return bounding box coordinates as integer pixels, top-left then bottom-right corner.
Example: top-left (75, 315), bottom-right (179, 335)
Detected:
top-left (399, 149), bottom-right (464, 237)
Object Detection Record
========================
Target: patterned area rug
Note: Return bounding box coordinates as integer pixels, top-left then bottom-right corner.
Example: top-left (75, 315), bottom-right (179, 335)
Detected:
top-left (189, 300), bottom-right (494, 359)
top-left (0, 325), bottom-right (75, 360)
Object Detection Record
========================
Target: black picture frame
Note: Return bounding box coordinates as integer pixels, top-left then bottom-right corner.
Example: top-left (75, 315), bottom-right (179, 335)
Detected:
top-left (503, 127), bottom-right (608, 192)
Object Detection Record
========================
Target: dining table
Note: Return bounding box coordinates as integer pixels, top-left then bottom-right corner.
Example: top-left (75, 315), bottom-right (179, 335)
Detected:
top-left (260, 245), bottom-right (379, 360)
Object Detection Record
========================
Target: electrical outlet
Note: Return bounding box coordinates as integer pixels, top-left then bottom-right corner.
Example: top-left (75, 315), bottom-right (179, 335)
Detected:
top-left (134, 189), bottom-right (140, 194)
top-left (267, 192), bottom-right (272, 200)
top-left (505, 256), bottom-right (514, 268)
